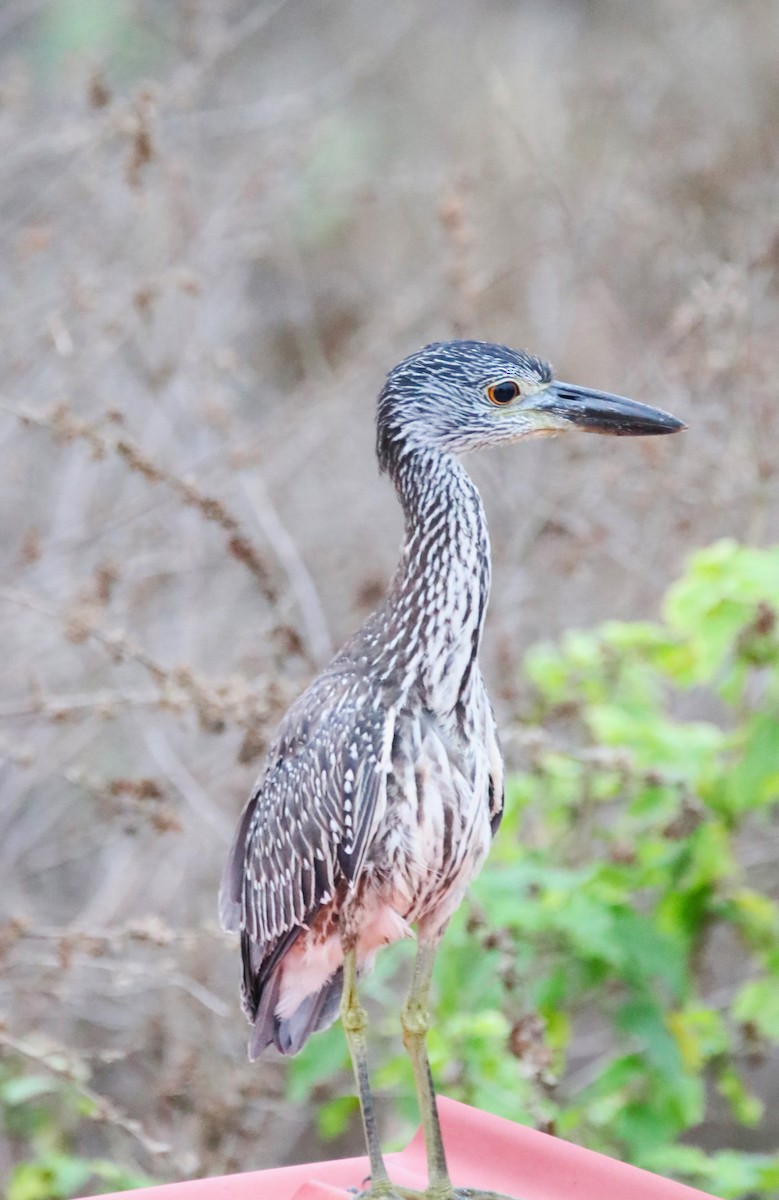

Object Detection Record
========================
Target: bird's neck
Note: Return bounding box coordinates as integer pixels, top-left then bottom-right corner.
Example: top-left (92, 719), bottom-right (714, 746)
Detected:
top-left (376, 447), bottom-right (491, 716)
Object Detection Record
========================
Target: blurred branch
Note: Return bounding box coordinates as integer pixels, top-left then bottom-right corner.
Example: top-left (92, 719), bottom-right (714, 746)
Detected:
top-left (169, 0), bottom-right (297, 103)
top-left (0, 400), bottom-right (280, 604)
top-left (0, 1023), bottom-right (172, 1160)
top-left (2, 917), bottom-right (233, 1019)
top-left (0, 0), bottom-right (50, 41)
top-left (2, 914), bottom-right (227, 955)
top-left (0, 686), bottom-right (160, 720)
top-left (0, 585), bottom-right (291, 736)
top-left (241, 475), bottom-right (334, 666)
top-left (165, 1), bottom-right (417, 137)
top-left (141, 724), bottom-right (234, 841)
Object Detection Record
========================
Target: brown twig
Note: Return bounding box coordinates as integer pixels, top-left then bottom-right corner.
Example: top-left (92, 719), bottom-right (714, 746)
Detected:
top-left (0, 586), bottom-right (292, 738)
top-left (1, 400), bottom-right (279, 604)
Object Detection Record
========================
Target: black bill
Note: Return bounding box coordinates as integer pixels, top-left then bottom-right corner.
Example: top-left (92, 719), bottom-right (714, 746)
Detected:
top-left (534, 381), bottom-right (686, 437)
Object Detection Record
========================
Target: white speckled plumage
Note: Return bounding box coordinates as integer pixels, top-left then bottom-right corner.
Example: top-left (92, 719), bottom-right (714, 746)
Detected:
top-left (219, 339), bottom-right (685, 1062)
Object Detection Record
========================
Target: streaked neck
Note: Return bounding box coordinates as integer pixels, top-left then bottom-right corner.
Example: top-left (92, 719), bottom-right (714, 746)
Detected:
top-left (376, 447), bottom-right (491, 715)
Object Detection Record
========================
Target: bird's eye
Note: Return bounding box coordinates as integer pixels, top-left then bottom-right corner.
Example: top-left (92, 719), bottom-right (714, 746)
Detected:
top-left (485, 380), bottom-right (521, 406)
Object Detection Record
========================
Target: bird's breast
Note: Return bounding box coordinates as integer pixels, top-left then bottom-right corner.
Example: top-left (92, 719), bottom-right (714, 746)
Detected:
top-left (369, 707), bottom-right (493, 935)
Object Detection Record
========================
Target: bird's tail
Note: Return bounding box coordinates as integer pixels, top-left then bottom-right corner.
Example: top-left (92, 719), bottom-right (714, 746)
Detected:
top-left (248, 966), bottom-right (344, 1059)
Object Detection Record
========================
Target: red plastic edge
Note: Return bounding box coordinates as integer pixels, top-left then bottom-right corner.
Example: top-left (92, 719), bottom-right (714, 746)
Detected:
top-left (81, 1096), bottom-right (721, 1200)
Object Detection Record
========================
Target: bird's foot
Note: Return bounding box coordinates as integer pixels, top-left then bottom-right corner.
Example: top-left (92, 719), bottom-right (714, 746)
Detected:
top-left (348, 1180), bottom-right (424, 1200)
top-left (450, 1189), bottom-right (521, 1200)
top-left (348, 1176), bottom-right (520, 1200)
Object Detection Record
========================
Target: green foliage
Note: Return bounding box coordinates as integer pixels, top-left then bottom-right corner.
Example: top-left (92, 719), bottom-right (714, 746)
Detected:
top-left (1, 1062), bottom-right (152, 1199)
top-left (289, 541), bottom-right (779, 1199)
top-left (35, 0), bottom-right (161, 82)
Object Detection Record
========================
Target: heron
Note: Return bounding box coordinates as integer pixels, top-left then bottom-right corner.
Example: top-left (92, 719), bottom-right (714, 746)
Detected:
top-left (219, 340), bottom-right (684, 1199)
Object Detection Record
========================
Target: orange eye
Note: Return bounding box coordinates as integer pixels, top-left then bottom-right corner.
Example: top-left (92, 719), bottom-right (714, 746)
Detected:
top-left (486, 380), bottom-right (521, 405)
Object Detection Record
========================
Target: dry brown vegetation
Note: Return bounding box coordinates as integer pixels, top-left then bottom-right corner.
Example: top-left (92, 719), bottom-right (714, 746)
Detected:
top-left (2, 0), bottom-right (779, 1190)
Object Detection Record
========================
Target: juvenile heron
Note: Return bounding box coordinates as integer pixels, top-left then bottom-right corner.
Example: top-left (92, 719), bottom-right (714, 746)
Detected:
top-left (220, 340), bottom-right (684, 1199)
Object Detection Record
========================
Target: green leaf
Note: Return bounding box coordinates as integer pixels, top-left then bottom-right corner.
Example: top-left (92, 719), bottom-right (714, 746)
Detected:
top-left (717, 714), bottom-right (779, 815)
top-left (574, 1052), bottom-right (645, 1102)
top-left (616, 997), bottom-right (684, 1079)
top-left (732, 978), bottom-right (779, 1043)
top-left (613, 1101), bottom-right (681, 1155)
top-left (0, 1076), bottom-right (59, 1107)
top-left (7, 1155), bottom-right (151, 1200)
top-left (8, 1157), bottom-right (92, 1200)
top-left (287, 1024), bottom-right (348, 1103)
top-left (717, 1065), bottom-right (764, 1126)
top-left (666, 1006), bottom-right (729, 1071)
top-left (316, 1095), bottom-right (359, 1140)
top-left (609, 908), bottom-right (687, 998)
top-left (725, 887), bottom-right (779, 951)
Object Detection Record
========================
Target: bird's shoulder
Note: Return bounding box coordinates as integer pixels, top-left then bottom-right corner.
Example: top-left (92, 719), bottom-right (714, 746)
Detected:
top-left (267, 656), bottom-right (385, 766)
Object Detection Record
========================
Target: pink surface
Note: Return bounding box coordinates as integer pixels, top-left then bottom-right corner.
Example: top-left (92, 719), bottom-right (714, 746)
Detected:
top-left (83, 1096), bottom-right (720, 1200)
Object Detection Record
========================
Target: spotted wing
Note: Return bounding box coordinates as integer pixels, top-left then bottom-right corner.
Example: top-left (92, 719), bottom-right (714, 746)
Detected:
top-left (219, 669), bottom-right (394, 1020)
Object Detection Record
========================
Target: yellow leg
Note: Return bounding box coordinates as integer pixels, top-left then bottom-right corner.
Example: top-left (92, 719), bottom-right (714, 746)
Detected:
top-left (341, 944), bottom-right (422, 1200)
top-left (401, 937), bottom-right (452, 1197)
top-left (401, 937), bottom-right (518, 1200)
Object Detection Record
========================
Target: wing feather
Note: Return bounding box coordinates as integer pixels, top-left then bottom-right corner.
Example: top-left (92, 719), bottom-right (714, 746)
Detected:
top-left (219, 666), bottom-right (392, 1026)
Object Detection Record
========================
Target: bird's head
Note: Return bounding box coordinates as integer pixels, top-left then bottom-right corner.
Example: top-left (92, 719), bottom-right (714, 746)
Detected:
top-left (376, 340), bottom-right (684, 472)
